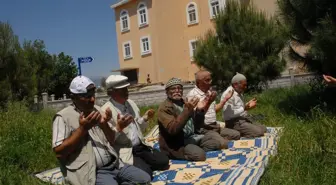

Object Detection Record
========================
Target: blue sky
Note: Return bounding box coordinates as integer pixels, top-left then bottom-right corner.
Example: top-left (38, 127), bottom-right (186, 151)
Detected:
top-left (0, 0), bottom-right (121, 80)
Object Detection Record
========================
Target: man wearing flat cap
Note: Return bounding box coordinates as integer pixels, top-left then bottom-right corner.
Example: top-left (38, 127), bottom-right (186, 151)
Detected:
top-left (221, 72), bottom-right (267, 138)
top-left (157, 77), bottom-right (227, 161)
top-left (52, 76), bottom-right (151, 185)
top-left (101, 75), bottom-right (169, 178)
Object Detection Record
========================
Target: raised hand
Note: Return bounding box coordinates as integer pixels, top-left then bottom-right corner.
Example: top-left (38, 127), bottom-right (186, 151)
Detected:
top-left (323, 74), bottom-right (336, 85)
top-left (99, 108), bottom-right (112, 126)
top-left (197, 91), bottom-right (217, 111)
top-left (246, 97), bottom-right (257, 110)
top-left (185, 96), bottom-right (200, 111)
top-left (79, 111), bottom-right (101, 130)
top-left (223, 90), bottom-right (234, 102)
top-left (116, 113), bottom-right (134, 131)
top-left (144, 109), bottom-right (155, 121)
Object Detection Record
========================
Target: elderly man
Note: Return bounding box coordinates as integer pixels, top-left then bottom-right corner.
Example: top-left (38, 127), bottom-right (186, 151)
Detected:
top-left (221, 72), bottom-right (267, 138)
top-left (157, 77), bottom-right (227, 161)
top-left (52, 76), bottom-right (151, 185)
top-left (101, 75), bottom-right (169, 178)
top-left (187, 70), bottom-right (240, 141)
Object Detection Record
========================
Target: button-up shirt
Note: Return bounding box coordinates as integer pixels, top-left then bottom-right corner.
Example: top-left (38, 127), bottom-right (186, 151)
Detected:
top-left (186, 86), bottom-right (217, 125)
top-left (221, 86), bottom-right (248, 121)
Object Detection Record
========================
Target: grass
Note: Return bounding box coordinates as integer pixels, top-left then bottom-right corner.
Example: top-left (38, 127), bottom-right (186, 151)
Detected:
top-left (0, 85), bottom-right (336, 185)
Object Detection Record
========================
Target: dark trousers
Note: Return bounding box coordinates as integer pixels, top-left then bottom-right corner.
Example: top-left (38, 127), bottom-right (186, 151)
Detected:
top-left (132, 144), bottom-right (170, 178)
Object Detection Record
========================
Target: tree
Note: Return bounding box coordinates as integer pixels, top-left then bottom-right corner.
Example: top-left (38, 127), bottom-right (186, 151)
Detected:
top-left (100, 76), bottom-right (107, 89)
top-left (278, 0), bottom-right (336, 76)
top-left (194, 0), bottom-right (287, 90)
top-left (48, 52), bottom-right (78, 98)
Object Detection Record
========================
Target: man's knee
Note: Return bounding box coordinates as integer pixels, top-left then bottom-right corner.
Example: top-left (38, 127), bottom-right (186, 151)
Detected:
top-left (220, 128), bottom-right (241, 140)
top-left (246, 125), bottom-right (265, 138)
top-left (119, 165), bottom-right (151, 184)
top-left (152, 150), bottom-right (170, 170)
top-left (201, 131), bottom-right (226, 151)
top-left (184, 144), bottom-right (206, 161)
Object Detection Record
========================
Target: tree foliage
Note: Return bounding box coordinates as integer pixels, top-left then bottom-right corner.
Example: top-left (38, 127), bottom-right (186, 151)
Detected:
top-left (278, 0), bottom-right (336, 76)
top-left (0, 21), bottom-right (77, 106)
top-left (194, 0), bottom-right (287, 90)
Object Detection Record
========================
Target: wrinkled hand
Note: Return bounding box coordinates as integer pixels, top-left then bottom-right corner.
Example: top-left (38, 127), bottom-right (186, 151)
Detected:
top-left (99, 108), bottom-right (112, 127)
top-left (197, 91), bottom-right (217, 111)
top-left (323, 74), bottom-right (336, 85)
top-left (223, 90), bottom-right (234, 102)
top-left (184, 96), bottom-right (200, 112)
top-left (144, 109), bottom-right (155, 120)
top-left (246, 98), bottom-right (257, 110)
top-left (79, 111), bottom-right (101, 131)
top-left (116, 113), bottom-right (134, 132)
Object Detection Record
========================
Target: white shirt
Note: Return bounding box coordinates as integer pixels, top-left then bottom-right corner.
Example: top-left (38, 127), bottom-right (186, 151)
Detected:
top-left (221, 86), bottom-right (248, 121)
top-left (186, 86), bottom-right (217, 125)
top-left (110, 99), bottom-right (146, 147)
top-left (52, 116), bottom-right (113, 169)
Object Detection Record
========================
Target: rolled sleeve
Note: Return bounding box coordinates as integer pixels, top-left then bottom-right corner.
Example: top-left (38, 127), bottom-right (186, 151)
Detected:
top-left (52, 116), bottom-right (71, 148)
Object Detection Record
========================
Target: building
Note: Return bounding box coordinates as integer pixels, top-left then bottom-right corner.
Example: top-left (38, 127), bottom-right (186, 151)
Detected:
top-left (111, 0), bottom-right (278, 84)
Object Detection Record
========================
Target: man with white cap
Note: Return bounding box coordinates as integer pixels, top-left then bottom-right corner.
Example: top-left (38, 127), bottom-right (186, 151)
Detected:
top-left (52, 75), bottom-right (151, 185)
top-left (101, 75), bottom-right (169, 178)
top-left (157, 77), bottom-right (227, 161)
top-left (221, 72), bottom-right (267, 138)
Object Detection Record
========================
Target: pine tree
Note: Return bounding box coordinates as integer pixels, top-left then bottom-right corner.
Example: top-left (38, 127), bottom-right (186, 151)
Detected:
top-left (278, 0), bottom-right (336, 76)
top-left (194, 0), bottom-right (287, 90)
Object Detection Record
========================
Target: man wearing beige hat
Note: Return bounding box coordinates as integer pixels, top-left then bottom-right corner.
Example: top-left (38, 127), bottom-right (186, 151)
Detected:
top-left (52, 76), bottom-right (151, 185)
top-left (101, 75), bottom-right (169, 178)
top-left (221, 72), bottom-right (267, 138)
top-left (157, 77), bottom-right (227, 161)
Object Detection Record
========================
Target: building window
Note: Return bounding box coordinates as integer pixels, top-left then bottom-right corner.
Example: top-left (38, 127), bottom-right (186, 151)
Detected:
top-left (140, 36), bottom-right (151, 55)
top-left (137, 3), bottom-right (149, 27)
top-left (209, 0), bottom-right (220, 18)
top-left (120, 10), bottom-right (130, 32)
top-left (189, 39), bottom-right (198, 61)
top-left (186, 3), bottom-right (199, 25)
top-left (123, 41), bottom-right (132, 59)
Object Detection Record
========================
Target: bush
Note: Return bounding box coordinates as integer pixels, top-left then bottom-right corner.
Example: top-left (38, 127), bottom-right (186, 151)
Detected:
top-left (194, 0), bottom-right (287, 91)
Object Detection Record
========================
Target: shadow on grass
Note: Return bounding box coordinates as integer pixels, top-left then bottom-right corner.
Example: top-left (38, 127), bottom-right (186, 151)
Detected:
top-left (277, 83), bottom-right (336, 119)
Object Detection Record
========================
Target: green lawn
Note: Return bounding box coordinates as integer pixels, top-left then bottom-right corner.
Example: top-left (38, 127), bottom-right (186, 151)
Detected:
top-left (0, 85), bottom-right (335, 185)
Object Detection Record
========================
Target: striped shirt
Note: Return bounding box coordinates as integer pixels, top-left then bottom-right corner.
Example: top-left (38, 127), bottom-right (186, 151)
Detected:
top-left (186, 86), bottom-right (217, 125)
top-left (52, 116), bottom-right (113, 169)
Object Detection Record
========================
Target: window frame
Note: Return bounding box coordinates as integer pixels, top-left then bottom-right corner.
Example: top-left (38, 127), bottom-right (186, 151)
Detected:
top-left (120, 10), bottom-right (130, 32)
top-left (186, 2), bottom-right (199, 25)
top-left (189, 39), bottom-right (198, 61)
top-left (137, 2), bottom-right (149, 28)
top-left (140, 36), bottom-right (152, 56)
top-left (122, 41), bottom-right (132, 59)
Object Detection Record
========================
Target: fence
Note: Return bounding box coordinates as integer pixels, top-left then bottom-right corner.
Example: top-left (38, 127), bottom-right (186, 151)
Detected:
top-left (35, 73), bottom-right (315, 111)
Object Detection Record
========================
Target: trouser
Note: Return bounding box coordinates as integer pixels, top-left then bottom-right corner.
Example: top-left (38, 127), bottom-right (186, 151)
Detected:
top-left (132, 144), bottom-right (170, 178)
top-left (96, 164), bottom-right (151, 185)
top-left (203, 122), bottom-right (241, 140)
top-left (225, 116), bottom-right (267, 138)
top-left (183, 130), bottom-right (226, 161)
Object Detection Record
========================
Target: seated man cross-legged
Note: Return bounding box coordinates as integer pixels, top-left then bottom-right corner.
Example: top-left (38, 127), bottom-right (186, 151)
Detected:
top-left (157, 77), bottom-right (227, 161)
top-left (52, 76), bottom-right (151, 185)
top-left (187, 70), bottom-right (241, 141)
top-left (221, 72), bottom-right (267, 138)
top-left (101, 75), bottom-right (169, 178)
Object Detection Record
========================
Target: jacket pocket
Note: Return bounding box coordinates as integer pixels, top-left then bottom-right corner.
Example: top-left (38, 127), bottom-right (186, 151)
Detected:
top-left (66, 153), bottom-right (89, 170)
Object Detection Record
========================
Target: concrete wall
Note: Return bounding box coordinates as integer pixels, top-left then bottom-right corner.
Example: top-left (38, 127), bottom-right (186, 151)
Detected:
top-left (38, 73), bottom-right (315, 111)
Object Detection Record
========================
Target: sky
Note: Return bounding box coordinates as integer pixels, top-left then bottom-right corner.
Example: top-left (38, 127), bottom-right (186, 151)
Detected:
top-left (0, 0), bottom-right (121, 80)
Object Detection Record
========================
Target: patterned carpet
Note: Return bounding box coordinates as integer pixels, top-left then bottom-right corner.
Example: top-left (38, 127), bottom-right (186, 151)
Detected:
top-left (34, 126), bottom-right (282, 185)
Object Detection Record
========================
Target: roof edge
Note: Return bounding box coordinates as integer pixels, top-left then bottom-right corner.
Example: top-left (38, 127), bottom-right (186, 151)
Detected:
top-left (110, 0), bottom-right (131, 9)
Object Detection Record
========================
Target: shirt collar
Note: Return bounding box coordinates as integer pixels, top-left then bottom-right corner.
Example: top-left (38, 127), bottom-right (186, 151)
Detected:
top-left (194, 85), bottom-right (207, 96)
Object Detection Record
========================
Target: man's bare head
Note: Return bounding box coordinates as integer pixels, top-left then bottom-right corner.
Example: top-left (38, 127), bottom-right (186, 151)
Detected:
top-left (195, 70), bottom-right (212, 92)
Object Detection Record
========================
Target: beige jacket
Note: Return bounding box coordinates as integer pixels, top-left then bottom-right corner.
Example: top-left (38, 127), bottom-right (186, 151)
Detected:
top-left (101, 99), bottom-right (149, 165)
top-left (54, 105), bottom-right (121, 185)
